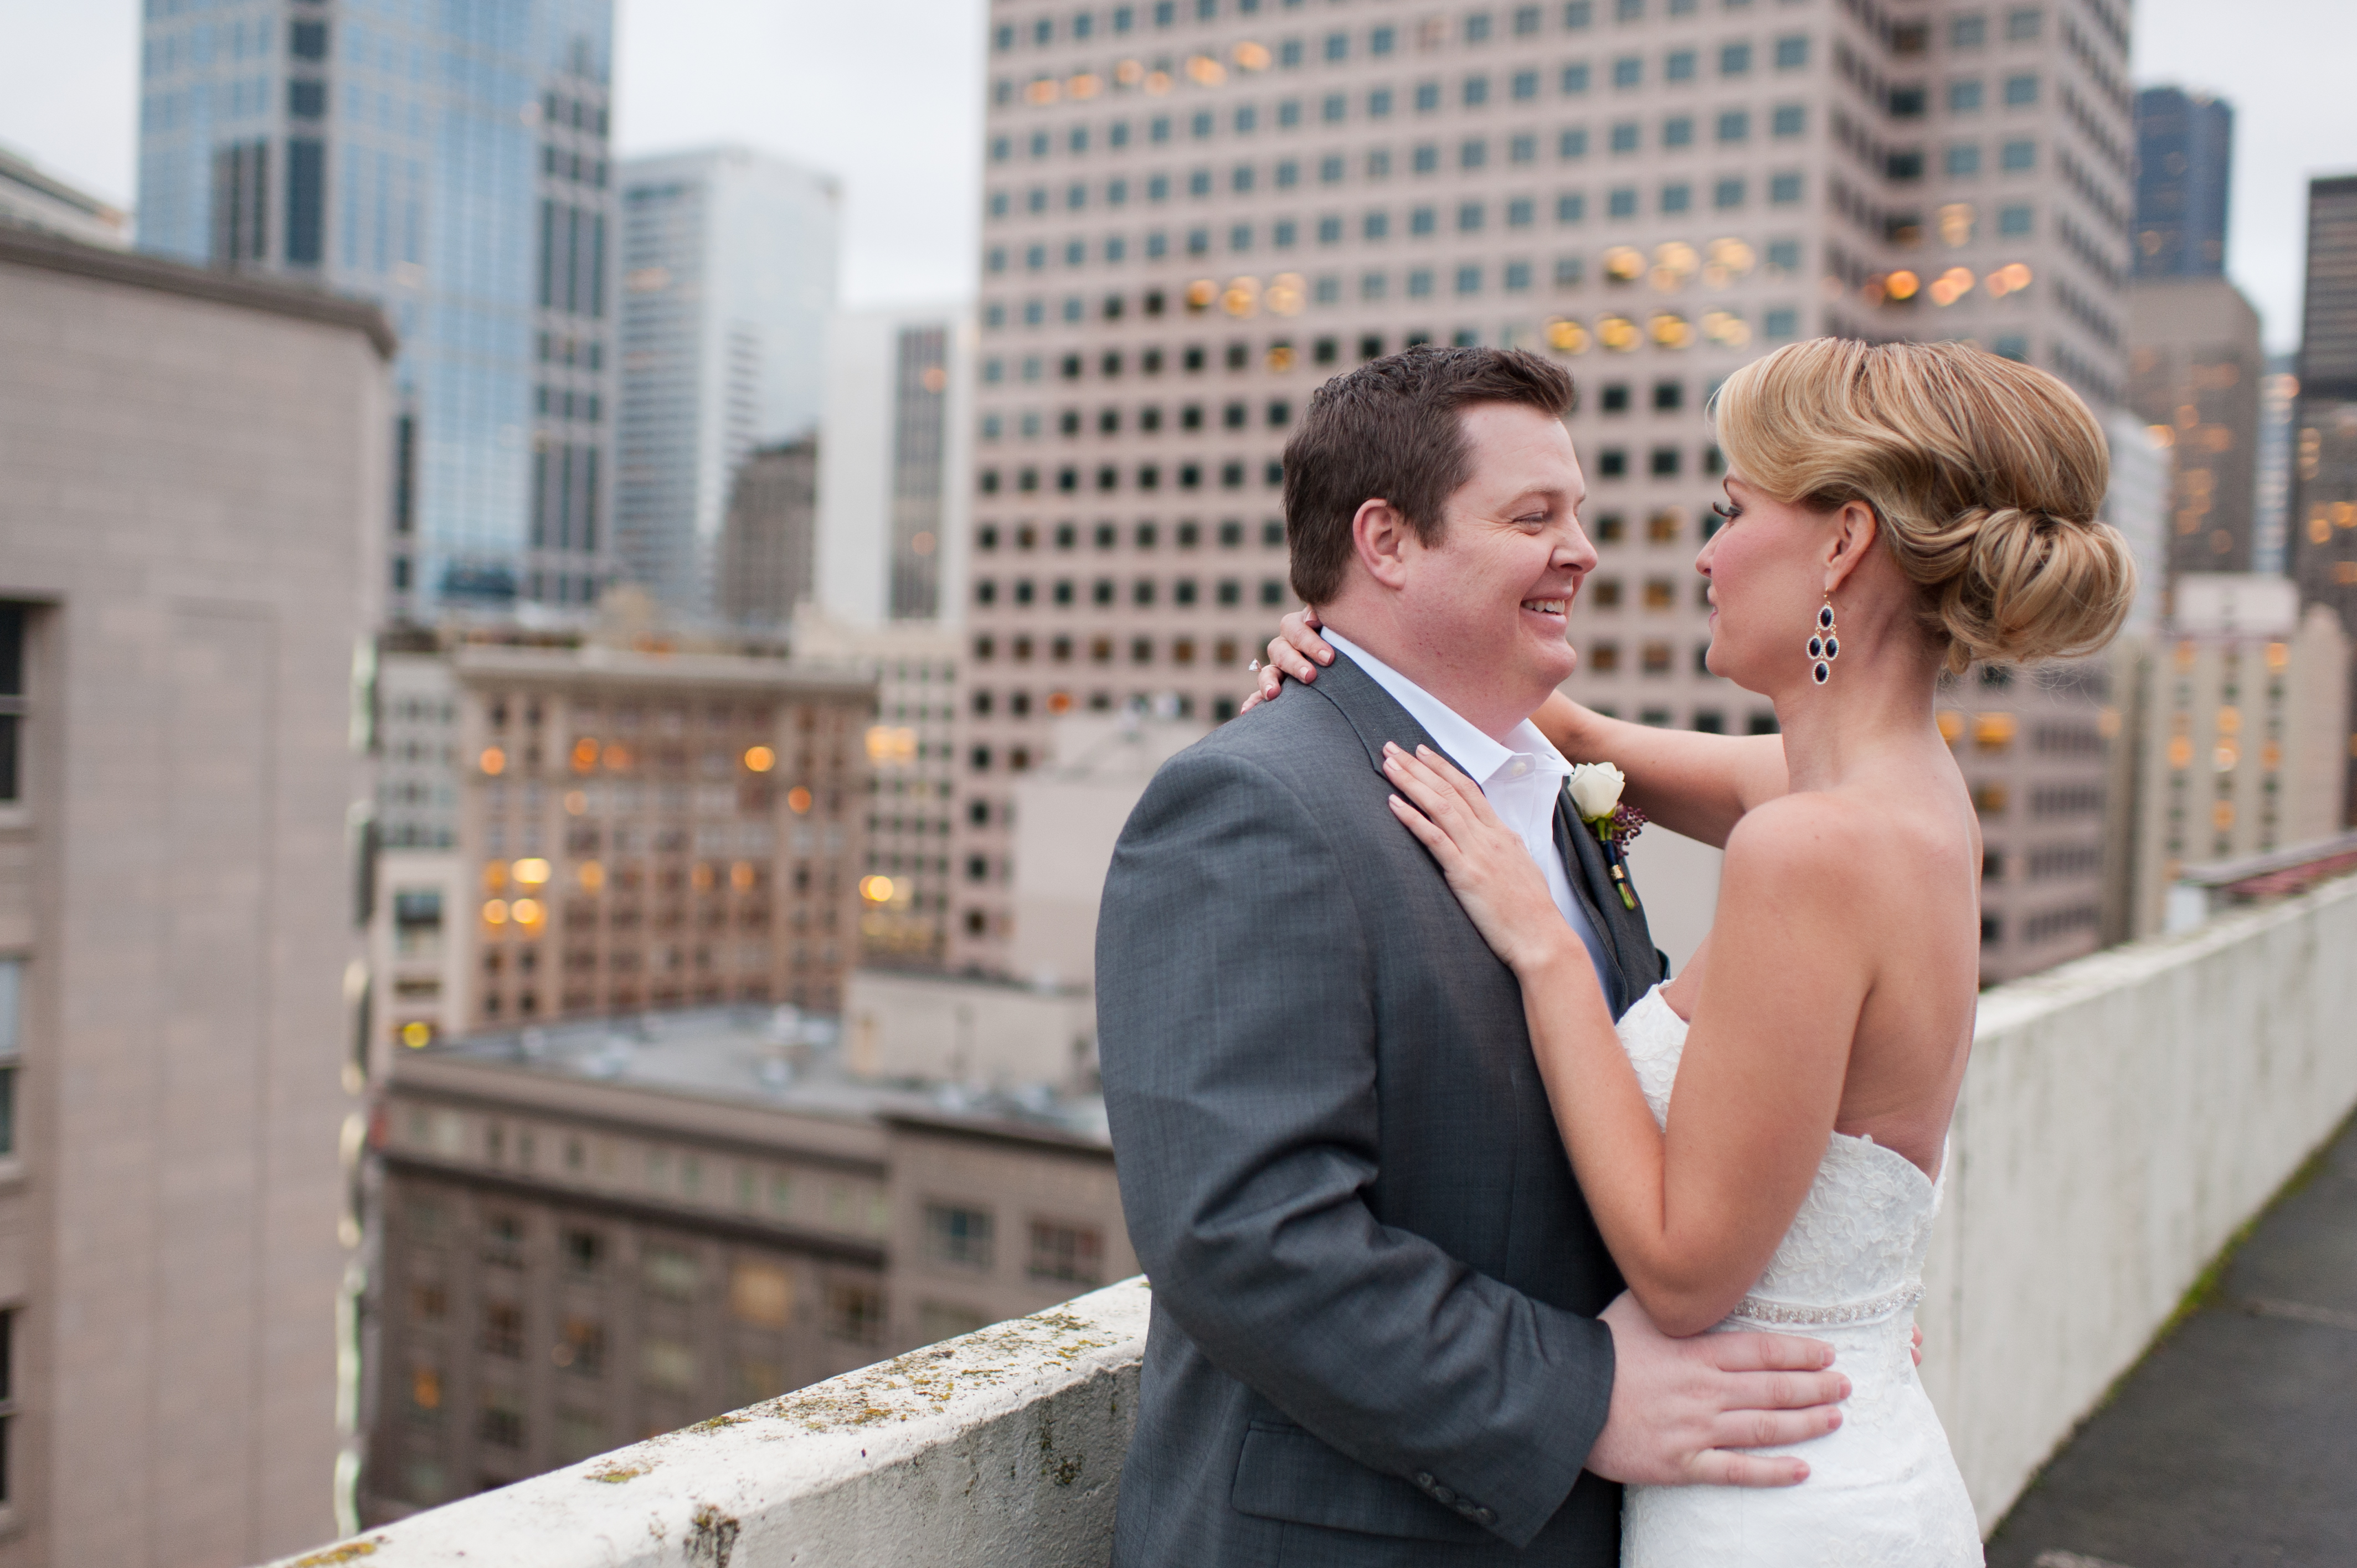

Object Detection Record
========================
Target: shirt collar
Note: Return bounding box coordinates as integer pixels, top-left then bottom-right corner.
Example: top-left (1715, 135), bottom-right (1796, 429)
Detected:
top-left (1320, 628), bottom-right (1571, 788)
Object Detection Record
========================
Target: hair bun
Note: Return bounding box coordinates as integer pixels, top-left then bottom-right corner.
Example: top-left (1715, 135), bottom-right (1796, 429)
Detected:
top-left (1933, 505), bottom-right (2135, 667)
top-left (1709, 339), bottom-right (2138, 672)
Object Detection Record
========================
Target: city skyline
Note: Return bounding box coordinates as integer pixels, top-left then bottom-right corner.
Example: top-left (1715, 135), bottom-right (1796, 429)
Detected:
top-left (3, 0), bottom-right (2354, 343)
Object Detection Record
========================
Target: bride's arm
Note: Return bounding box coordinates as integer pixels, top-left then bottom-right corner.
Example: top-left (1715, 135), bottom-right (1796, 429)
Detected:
top-left (1383, 747), bottom-right (1865, 1337)
top-left (1527, 693), bottom-right (1790, 849)
top-left (1247, 612), bottom-right (1789, 848)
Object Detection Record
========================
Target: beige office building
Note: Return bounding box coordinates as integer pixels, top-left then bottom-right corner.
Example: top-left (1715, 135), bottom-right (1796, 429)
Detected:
top-left (431, 642), bottom-right (877, 1036)
top-left (793, 615), bottom-right (965, 967)
top-left (1936, 659), bottom-right (2115, 981)
top-left (954, 0), bottom-right (2133, 973)
top-left (2127, 276), bottom-right (2264, 574)
top-left (363, 1007), bottom-right (1126, 1520)
top-left (2108, 577), bottom-right (2350, 938)
top-left (0, 228), bottom-right (388, 1563)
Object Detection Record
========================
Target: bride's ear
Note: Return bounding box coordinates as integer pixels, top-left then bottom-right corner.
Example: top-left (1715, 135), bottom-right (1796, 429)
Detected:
top-left (1821, 500), bottom-right (1880, 597)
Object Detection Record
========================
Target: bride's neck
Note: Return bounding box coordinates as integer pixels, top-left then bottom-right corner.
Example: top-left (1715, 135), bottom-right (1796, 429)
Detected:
top-left (1775, 640), bottom-right (1949, 794)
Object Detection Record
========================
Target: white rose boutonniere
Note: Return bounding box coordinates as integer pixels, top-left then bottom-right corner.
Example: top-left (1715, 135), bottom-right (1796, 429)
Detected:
top-left (1566, 762), bottom-right (1625, 821)
top-left (1565, 762), bottom-right (1645, 910)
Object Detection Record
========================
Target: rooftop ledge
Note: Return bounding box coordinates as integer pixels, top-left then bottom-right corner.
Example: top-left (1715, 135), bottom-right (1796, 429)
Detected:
top-left (275, 1278), bottom-right (1149, 1568)
top-left (270, 868), bottom-right (2357, 1567)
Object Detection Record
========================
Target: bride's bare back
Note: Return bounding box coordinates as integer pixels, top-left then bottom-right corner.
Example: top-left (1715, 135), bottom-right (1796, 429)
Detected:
top-left (1656, 740), bottom-right (1980, 1183)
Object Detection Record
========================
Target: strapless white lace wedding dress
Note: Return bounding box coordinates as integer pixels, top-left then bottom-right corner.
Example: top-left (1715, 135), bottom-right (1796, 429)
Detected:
top-left (1615, 985), bottom-right (1983, 1566)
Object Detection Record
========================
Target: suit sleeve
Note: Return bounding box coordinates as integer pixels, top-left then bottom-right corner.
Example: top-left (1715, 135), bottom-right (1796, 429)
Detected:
top-left (1096, 748), bottom-right (1614, 1549)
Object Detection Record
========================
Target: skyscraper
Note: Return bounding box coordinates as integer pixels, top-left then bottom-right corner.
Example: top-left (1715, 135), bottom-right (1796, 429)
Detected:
top-left (614, 148), bottom-right (840, 619)
top-left (717, 436), bottom-right (822, 628)
top-left (134, 0), bottom-right (620, 617)
top-left (951, 0), bottom-right (2133, 974)
top-left (2287, 173), bottom-right (2357, 826)
top-left (2132, 86), bottom-right (2231, 279)
top-left (2126, 277), bottom-right (2263, 573)
top-left (814, 305), bottom-right (977, 629)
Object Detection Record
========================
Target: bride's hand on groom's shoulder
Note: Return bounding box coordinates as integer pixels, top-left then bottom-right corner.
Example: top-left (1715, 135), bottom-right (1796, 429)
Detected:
top-left (1382, 742), bottom-right (1580, 977)
top-left (1237, 608), bottom-right (1332, 714)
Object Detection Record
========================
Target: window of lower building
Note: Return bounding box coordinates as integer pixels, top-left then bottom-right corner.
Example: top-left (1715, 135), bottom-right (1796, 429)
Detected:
top-left (925, 1203), bottom-right (996, 1270)
top-left (1028, 1220), bottom-right (1106, 1286)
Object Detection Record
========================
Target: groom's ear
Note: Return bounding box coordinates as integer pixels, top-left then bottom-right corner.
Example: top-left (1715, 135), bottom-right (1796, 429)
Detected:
top-left (1351, 498), bottom-right (1415, 590)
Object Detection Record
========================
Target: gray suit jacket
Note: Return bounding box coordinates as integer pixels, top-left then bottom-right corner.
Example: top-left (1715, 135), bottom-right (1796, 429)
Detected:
top-left (1097, 653), bottom-right (1668, 1567)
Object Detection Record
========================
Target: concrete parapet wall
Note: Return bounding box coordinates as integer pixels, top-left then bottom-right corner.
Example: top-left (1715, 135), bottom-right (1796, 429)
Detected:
top-left (269, 1280), bottom-right (1147, 1567)
top-left (271, 878), bottom-right (2357, 1564)
top-left (1918, 873), bottom-right (2357, 1528)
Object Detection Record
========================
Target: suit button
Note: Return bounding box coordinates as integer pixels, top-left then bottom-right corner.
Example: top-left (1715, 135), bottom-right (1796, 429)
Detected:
top-left (1414, 1472), bottom-right (1435, 1490)
top-left (1432, 1484), bottom-right (1456, 1505)
top-left (1474, 1507), bottom-right (1497, 1526)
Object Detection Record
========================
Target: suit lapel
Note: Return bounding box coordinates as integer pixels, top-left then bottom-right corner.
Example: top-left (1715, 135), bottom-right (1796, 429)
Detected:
top-left (1557, 786), bottom-right (1668, 1011)
top-left (1304, 652), bottom-right (1459, 781)
top-left (1553, 791), bottom-right (1630, 1015)
top-left (1311, 652), bottom-right (1660, 1012)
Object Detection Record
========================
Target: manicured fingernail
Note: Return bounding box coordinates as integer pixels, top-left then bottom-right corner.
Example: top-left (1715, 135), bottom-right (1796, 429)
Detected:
top-left (1384, 741), bottom-right (1402, 754)
top-left (1319, 651), bottom-right (1332, 663)
top-left (1839, 1378), bottom-right (1852, 1397)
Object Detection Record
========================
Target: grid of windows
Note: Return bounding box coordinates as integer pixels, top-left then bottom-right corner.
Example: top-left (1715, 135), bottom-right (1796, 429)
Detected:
top-left (960, 0), bottom-right (2127, 968)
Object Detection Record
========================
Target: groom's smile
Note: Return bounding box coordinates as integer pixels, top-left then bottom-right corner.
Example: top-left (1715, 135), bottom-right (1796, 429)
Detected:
top-left (1380, 400), bottom-right (1597, 739)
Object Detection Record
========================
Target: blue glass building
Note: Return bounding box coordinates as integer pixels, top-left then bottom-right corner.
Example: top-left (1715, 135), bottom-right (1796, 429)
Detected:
top-left (136, 0), bottom-right (617, 616)
top-left (2133, 87), bottom-right (2233, 280)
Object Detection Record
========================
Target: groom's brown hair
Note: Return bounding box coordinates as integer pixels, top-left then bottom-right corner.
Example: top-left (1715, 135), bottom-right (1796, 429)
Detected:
top-left (1282, 344), bottom-right (1577, 604)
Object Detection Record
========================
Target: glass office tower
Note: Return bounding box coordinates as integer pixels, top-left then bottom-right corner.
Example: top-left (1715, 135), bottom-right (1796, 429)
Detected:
top-left (136, 0), bottom-right (618, 616)
top-left (2132, 86), bottom-right (2232, 280)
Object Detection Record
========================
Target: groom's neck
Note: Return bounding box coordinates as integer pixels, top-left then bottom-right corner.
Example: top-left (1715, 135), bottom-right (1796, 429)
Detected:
top-left (1316, 602), bottom-right (1529, 744)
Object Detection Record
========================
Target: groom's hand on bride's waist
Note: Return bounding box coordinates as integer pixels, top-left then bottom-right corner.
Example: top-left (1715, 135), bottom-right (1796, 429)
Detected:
top-left (1583, 1292), bottom-right (1850, 1488)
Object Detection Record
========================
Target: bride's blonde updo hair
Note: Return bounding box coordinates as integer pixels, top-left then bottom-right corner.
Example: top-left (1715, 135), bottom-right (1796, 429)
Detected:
top-left (1710, 338), bottom-right (2136, 672)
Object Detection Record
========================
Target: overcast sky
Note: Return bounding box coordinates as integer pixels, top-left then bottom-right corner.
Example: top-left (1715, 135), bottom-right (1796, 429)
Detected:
top-left (1, 0), bottom-right (2349, 345)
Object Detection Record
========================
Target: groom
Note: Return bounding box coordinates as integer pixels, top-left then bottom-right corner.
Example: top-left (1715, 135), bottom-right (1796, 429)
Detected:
top-left (1095, 346), bottom-right (1849, 1566)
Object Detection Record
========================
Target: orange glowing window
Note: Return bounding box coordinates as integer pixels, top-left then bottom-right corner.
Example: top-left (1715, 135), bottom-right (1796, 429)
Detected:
top-left (744, 745), bottom-right (776, 772)
top-left (570, 737), bottom-right (599, 772)
top-left (1972, 713), bottom-right (2017, 751)
top-left (786, 786), bottom-right (814, 814)
top-left (480, 746), bottom-right (506, 775)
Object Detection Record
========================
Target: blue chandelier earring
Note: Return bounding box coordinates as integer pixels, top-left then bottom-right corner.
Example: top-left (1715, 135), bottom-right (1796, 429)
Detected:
top-left (1807, 596), bottom-right (1840, 684)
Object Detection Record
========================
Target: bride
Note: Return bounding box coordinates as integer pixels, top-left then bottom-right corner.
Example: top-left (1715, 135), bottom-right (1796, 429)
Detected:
top-left (1248, 338), bottom-right (2133, 1564)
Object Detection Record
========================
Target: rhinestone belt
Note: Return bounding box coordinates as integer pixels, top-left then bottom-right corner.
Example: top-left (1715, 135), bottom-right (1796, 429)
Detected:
top-left (1726, 1281), bottom-right (1924, 1328)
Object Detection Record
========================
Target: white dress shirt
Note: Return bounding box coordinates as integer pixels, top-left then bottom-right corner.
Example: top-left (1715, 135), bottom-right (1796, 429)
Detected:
top-left (1321, 629), bottom-right (1619, 1003)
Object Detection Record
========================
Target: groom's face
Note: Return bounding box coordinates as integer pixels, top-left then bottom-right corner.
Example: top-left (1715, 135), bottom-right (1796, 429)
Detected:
top-left (1395, 402), bottom-right (1596, 706)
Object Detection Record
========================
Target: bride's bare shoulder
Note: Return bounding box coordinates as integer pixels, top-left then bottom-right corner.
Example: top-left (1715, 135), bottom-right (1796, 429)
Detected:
top-left (1720, 786), bottom-right (1968, 909)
